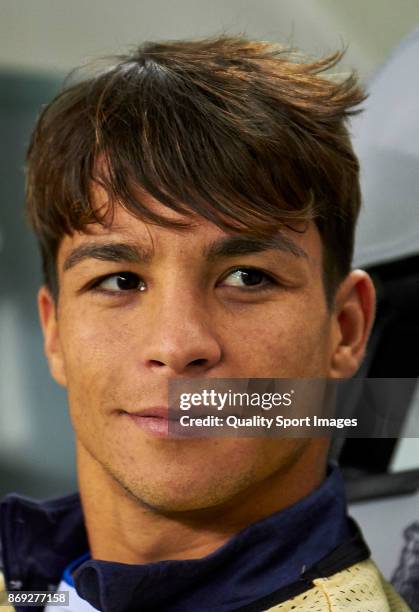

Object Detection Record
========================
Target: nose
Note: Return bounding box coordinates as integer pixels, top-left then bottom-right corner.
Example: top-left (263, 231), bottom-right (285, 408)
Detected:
top-left (141, 291), bottom-right (223, 376)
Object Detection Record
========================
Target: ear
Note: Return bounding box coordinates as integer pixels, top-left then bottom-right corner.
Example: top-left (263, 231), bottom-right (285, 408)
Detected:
top-left (38, 286), bottom-right (67, 387)
top-left (328, 270), bottom-right (376, 378)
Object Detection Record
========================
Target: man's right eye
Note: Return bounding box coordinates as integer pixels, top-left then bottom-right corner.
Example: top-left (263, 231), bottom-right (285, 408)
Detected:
top-left (91, 272), bottom-right (146, 293)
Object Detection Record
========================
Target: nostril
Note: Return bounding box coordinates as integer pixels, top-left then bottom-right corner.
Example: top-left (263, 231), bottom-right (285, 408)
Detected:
top-left (190, 359), bottom-right (208, 367)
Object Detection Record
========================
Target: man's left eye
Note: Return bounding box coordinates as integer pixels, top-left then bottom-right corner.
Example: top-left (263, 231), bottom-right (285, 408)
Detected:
top-left (221, 268), bottom-right (275, 289)
top-left (93, 272), bottom-right (145, 292)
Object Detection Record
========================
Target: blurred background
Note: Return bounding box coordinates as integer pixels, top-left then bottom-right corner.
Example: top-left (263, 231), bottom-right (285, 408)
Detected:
top-left (1, 0), bottom-right (418, 583)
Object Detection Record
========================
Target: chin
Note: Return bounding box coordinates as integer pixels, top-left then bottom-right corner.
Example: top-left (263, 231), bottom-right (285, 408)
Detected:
top-left (126, 482), bottom-right (225, 513)
top-left (105, 464), bottom-right (223, 512)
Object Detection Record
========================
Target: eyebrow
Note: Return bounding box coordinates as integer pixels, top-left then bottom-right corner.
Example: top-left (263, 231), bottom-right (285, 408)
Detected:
top-left (62, 234), bottom-right (307, 272)
top-left (203, 234), bottom-right (307, 261)
top-left (63, 243), bottom-right (150, 271)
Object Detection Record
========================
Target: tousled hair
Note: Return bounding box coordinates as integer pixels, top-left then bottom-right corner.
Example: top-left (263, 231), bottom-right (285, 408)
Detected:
top-left (25, 34), bottom-right (366, 305)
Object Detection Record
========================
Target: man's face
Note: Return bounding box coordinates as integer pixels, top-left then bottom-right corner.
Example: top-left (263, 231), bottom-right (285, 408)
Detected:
top-left (39, 190), bottom-right (358, 512)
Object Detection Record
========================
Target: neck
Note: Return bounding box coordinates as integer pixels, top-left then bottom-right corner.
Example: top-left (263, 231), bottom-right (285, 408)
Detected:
top-left (77, 440), bottom-right (328, 565)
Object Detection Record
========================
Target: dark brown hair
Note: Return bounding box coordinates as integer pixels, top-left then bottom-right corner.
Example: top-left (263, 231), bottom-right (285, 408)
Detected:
top-left (25, 34), bottom-right (366, 305)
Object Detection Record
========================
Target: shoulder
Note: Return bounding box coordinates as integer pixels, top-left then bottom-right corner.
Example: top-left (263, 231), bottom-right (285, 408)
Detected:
top-left (0, 570), bottom-right (15, 612)
top-left (265, 560), bottom-right (411, 611)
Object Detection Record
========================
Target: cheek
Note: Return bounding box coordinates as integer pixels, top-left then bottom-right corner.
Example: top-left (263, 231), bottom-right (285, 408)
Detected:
top-left (61, 302), bottom-right (131, 368)
top-left (227, 299), bottom-right (331, 376)
top-left (58, 306), bottom-right (130, 416)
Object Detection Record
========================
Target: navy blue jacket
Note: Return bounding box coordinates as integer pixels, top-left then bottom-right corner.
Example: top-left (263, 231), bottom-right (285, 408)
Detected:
top-left (0, 465), bottom-right (370, 611)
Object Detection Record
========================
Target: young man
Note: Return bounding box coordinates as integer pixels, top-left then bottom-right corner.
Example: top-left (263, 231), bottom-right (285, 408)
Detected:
top-left (0, 36), bottom-right (410, 611)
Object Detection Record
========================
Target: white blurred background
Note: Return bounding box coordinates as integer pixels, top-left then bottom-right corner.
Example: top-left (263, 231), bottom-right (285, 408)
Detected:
top-left (1, 0), bottom-right (419, 78)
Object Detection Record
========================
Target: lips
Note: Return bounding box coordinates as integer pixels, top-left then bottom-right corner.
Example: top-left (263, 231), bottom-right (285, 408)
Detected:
top-left (123, 406), bottom-right (220, 438)
top-left (126, 407), bottom-right (170, 419)
top-left (120, 406), bottom-right (239, 438)
top-left (124, 412), bottom-right (169, 438)
top-left (121, 407), bottom-right (186, 438)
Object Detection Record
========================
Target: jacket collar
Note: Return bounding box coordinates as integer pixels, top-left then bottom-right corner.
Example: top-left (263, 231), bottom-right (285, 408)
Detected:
top-left (1, 464), bottom-right (353, 612)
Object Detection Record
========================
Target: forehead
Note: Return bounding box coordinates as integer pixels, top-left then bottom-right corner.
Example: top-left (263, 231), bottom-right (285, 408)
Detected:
top-left (57, 188), bottom-right (323, 269)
